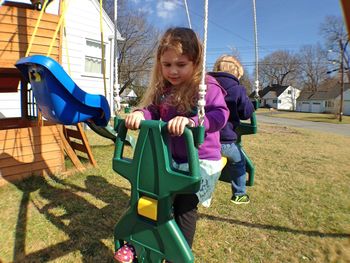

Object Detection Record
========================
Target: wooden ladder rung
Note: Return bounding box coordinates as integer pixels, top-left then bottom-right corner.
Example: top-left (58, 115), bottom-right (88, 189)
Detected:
top-left (65, 128), bottom-right (81, 139)
top-left (70, 141), bottom-right (88, 154)
top-left (63, 123), bottom-right (97, 167)
top-left (57, 125), bottom-right (85, 172)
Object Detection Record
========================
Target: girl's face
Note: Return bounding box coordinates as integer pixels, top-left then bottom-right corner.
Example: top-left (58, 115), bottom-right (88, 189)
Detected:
top-left (160, 49), bottom-right (194, 88)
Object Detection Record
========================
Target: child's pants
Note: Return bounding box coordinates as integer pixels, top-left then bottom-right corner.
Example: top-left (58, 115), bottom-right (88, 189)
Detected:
top-left (172, 159), bottom-right (221, 247)
top-left (173, 193), bottom-right (199, 248)
top-left (221, 142), bottom-right (247, 196)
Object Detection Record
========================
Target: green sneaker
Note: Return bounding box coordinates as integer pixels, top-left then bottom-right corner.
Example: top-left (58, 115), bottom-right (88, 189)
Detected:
top-left (231, 194), bottom-right (250, 204)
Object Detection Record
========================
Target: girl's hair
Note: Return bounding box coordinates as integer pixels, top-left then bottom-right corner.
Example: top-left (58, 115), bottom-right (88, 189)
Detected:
top-left (139, 27), bottom-right (203, 113)
top-left (213, 55), bottom-right (244, 80)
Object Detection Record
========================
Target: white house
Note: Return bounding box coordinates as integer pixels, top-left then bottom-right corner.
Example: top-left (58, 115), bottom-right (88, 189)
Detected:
top-left (0, 0), bottom-right (122, 118)
top-left (331, 84), bottom-right (350, 116)
top-left (55, 0), bottom-right (122, 116)
top-left (342, 88), bottom-right (350, 115)
top-left (296, 83), bottom-right (350, 115)
top-left (121, 88), bottom-right (138, 102)
top-left (252, 84), bottom-right (300, 110)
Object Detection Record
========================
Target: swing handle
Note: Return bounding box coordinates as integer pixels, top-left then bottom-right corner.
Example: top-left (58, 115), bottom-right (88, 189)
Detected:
top-left (114, 119), bottom-right (200, 181)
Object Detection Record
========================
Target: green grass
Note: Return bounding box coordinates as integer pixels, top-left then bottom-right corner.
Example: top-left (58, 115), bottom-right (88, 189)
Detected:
top-left (256, 109), bottom-right (350, 124)
top-left (0, 124), bottom-right (350, 262)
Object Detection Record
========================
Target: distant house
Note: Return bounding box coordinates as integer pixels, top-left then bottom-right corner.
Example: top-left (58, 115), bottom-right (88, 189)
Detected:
top-left (250, 84), bottom-right (300, 110)
top-left (343, 87), bottom-right (350, 115)
top-left (121, 88), bottom-right (138, 102)
top-left (296, 83), bottom-right (350, 115)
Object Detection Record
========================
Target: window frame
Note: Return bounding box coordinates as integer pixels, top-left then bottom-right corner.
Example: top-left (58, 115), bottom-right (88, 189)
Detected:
top-left (83, 38), bottom-right (108, 78)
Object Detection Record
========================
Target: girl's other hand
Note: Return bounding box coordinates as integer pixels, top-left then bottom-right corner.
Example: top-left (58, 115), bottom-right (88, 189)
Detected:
top-left (167, 116), bottom-right (194, 136)
top-left (125, 111), bottom-right (145, 130)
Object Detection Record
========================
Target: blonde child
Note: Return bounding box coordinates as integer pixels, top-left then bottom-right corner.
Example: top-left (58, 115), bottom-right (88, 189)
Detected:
top-left (114, 27), bottom-right (229, 263)
top-left (208, 55), bottom-right (255, 204)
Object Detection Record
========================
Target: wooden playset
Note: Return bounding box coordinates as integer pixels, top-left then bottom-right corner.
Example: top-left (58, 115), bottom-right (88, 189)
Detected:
top-left (0, 1), bottom-right (95, 186)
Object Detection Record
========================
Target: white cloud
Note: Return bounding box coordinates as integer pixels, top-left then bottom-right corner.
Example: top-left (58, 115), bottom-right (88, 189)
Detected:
top-left (138, 5), bottom-right (154, 15)
top-left (156, 0), bottom-right (181, 19)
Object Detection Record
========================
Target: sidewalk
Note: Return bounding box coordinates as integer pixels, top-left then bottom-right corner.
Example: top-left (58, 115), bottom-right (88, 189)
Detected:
top-left (256, 114), bottom-right (350, 137)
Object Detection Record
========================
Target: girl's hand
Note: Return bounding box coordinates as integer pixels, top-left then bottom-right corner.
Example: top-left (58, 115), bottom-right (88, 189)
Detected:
top-left (125, 111), bottom-right (145, 130)
top-left (167, 116), bottom-right (195, 136)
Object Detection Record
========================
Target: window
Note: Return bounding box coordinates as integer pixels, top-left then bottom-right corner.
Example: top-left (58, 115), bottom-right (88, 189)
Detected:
top-left (326, 100), bottom-right (334, 107)
top-left (273, 99), bottom-right (277, 103)
top-left (85, 40), bottom-right (106, 74)
top-left (288, 90), bottom-right (292, 94)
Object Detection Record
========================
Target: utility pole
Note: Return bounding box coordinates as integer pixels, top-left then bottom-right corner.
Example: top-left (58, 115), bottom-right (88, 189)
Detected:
top-left (339, 46), bottom-right (344, 122)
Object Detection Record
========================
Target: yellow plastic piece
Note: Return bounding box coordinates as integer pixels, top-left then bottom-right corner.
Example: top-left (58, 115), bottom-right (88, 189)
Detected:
top-left (221, 156), bottom-right (227, 169)
top-left (29, 71), bottom-right (41, 82)
top-left (137, 196), bottom-right (158, 221)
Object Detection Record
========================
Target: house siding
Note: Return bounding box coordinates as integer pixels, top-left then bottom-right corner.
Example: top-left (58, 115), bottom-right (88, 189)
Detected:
top-left (261, 86), bottom-right (300, 110)
top-left (296, 84), bottom-right (350, 114)
top-left (0, 92), bottom-right (21, 118)
top-left (278, 86), bottom-right (300, 110)
top-left (338, 89), bottom-right (350, 116)
top-left (61, 0), bottom-right (115, 115)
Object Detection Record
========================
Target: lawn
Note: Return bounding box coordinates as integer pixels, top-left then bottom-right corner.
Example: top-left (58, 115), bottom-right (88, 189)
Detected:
top-left (257, 109), bottom-right (350, 124)
top-left (0, 123), bottom-right (349, 262)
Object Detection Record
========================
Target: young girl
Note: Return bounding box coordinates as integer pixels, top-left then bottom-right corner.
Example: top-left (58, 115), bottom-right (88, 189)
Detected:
top-left (209, 55), bottom-right (255, 204)
top-left (114, 27), bottom-right (229, 263)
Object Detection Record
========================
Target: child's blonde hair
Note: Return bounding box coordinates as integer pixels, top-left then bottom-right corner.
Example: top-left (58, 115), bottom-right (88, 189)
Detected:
top-left (213, 55), bottom-right (244, 80)
top-left (139, 27), bottom-right (203, 113)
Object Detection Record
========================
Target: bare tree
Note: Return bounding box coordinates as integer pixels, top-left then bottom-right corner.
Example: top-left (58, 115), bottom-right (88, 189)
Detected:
top-left (240, 73), bottom-right (253, 95)
top-left (103, 0), bottom-right (160, 96)
top-left (297, 44), bottom-right (329, 91)
top-left (320, 16), bottom-right (349, 82)
top-left (258, 50), bottom-right (300, 88)
top-left (320, 16), bottom-right (349, 121)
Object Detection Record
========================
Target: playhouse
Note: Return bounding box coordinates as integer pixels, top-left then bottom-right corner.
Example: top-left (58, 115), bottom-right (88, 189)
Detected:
top-left (0, 0), bottom-right (117, 185)
top-left (0, 1), bottom-right (65, 186)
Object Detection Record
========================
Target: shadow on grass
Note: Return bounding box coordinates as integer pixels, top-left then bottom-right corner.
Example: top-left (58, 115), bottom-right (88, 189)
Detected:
top-left (8, 174), bottom-right (129, 263)
top-left (199, 213), bottom-right (350, 239)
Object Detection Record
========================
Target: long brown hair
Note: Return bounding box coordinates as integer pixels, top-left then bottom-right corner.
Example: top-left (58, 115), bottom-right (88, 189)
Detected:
top-left (139, 27), bottom-right (203, 113)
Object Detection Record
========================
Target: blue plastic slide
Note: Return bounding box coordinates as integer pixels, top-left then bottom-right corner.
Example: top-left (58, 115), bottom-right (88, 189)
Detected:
top-left (15, 55), bottom-right (110, 126)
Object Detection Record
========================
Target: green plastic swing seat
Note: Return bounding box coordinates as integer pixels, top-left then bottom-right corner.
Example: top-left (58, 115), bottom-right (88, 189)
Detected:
top-left (112, 120), bottom-right (202, 263)
top-left (219, 112), bottom-right (258, 186)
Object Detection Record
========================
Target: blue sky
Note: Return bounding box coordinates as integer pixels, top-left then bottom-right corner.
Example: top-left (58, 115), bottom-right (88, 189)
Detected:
top-left (7, 0), bottom-right (345, 75)
top-left (129, 0), bottom-right (344, 75)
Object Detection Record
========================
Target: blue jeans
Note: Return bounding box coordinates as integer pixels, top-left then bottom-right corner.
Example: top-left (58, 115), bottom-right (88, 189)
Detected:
top-left (221, 143), bottom-right (246, 196)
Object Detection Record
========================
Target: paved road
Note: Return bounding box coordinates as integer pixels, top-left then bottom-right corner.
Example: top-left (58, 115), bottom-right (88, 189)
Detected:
top-left (256, 114), bottom-right (350, 137)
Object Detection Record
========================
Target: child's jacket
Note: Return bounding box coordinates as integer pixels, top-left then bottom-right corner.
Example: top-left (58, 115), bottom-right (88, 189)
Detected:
top-left (140, 75), bottom-right (229, 163)
top-left (208, 71), bottom-right (254, 144)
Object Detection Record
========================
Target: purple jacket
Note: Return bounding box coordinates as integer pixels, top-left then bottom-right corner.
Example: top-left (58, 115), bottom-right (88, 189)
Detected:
top-left (208, 72), bottom-right (255, 144)
top-left (140, 75), bottom-right (229, 163)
